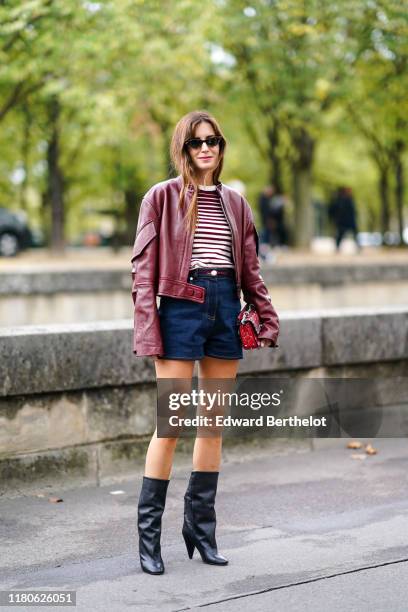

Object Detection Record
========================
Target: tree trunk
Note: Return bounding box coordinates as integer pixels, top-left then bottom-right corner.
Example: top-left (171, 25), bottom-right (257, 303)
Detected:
top-left (290, 127), bottom-right (314, 248)
top-left (124, 188), bottom-right (138, 245)
top-left (163, 130), bottom-right (174, 178)
top-left (19, 103), bottom-right (32, 212)
top-left (267, 122), bottom-right (283, 194)
top-left (393, 138), bottom-right (405, 244)
top-left (46, 96), bottom-right (65, 253)
top-left (378, 166), bottom-right (390, 236)
top-left (149, 108), bottom-right (173, 178)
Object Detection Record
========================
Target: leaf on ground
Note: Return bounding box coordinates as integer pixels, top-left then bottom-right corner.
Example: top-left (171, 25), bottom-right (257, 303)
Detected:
top-left (365, 444), bottom-right (378, 455)
top-left (347, 440), bottom-right (363, 449)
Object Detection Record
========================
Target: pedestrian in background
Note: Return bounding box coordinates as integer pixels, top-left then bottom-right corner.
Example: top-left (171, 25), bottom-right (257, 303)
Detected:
top-left (328, 186), bottom-right (361, 252)
top-left (258, 184), bottom-right (288, 262)
top-left (258, 185), bottom-right (275, 250)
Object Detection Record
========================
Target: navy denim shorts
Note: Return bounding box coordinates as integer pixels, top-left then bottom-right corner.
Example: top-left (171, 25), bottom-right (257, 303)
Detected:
top-left (157, 268), bottom-right (243, 360)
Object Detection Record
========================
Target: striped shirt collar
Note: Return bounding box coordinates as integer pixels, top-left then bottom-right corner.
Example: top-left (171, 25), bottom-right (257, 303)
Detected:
top-left (198, 184), bottom-right (217, 191)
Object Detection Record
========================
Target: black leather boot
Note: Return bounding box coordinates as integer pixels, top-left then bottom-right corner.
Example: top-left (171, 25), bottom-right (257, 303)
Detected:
top-left (182, 470), bottom-right (228, 565)
top-left (137, 476), bottom-right (170, 575)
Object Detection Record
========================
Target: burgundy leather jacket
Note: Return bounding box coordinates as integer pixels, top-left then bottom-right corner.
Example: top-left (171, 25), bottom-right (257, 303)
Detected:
top-left (131, 174), bottom-right (279, 356)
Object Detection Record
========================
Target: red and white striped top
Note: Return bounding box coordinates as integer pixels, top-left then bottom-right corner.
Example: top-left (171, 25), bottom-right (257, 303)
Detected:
top-left (189, 185), bottom-right (234, 270)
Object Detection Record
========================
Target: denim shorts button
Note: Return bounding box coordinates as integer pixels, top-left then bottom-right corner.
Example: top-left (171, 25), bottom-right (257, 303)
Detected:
top-left (210, 270), bottom-right (217, 276)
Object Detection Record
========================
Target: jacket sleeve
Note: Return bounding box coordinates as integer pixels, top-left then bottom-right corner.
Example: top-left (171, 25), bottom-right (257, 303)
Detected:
top-left (131, 197), bottom-right (164, 356)
top-left (241, 200), bottom-right (280, 347)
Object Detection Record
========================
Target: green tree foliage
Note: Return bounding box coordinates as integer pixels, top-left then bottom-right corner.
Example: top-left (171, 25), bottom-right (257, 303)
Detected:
top-left (0, 0), bottom-right (406, 250)
top-left (209, 0), bottom-right (407, 245)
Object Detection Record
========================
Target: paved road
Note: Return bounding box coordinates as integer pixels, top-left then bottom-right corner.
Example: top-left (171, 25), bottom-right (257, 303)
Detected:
top-left (1, 438), bottom-right (407, 611)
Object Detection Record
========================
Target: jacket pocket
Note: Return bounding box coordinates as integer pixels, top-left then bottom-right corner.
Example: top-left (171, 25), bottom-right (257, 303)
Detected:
top-left (131, 219), bottom-right (157, 261)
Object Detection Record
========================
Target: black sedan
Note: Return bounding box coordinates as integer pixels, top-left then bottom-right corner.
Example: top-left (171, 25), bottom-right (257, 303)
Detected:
top-left (0, 207), bottom-right (34, 256)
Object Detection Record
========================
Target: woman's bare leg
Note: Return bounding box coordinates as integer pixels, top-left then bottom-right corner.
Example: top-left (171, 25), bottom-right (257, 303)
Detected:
top-left (193, 357), bottom-right (240, 472)
top-left (143, 358), bottom-right (195, 479)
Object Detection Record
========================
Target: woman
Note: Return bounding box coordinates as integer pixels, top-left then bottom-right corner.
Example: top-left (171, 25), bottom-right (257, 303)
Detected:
top-left (131, 110), bottom-right (279, 575)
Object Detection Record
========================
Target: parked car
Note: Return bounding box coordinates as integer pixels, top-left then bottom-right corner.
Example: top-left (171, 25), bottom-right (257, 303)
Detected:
top-left (0, 208), bottom-right (33, 256)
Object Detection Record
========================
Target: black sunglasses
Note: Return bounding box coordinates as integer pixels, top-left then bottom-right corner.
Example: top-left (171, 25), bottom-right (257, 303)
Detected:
top-left (184, 136), bottom-right (223, 150)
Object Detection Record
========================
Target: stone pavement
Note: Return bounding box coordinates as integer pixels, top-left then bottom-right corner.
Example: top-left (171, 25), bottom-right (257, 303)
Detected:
top-left (1, 437), bottom-right (408, 611)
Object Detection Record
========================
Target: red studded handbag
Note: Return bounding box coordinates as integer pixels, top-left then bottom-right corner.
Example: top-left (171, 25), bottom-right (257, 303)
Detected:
top-left (237, 303), bottom-right (262, 349)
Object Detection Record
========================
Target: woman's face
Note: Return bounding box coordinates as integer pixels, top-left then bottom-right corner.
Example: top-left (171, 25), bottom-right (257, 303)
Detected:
top-left (187, 121), bottom-right (220, 183)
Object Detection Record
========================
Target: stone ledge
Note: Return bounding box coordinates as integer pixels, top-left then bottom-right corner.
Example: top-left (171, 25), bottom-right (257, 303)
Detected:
top-left (1, 307), bottom-right (407, 397)
top-left (262, 263), bottom-right (408, 286)
top-left (0, 270), bottom-right (131, 295)
top-left (2, 262), bottom-right (408, 295)
top-left (0, 436), bottom-right (308, 494)
top-left (0, 360), bottom-right (406, 490)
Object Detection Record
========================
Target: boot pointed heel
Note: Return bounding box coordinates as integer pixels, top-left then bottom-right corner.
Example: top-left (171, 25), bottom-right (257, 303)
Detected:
top-left (182, 471), bottom-right (229, 567)
top-left (182, 529), bottom-right (195, 559)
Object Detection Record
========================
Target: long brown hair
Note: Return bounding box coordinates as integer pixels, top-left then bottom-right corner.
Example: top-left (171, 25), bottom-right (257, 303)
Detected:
top-left (169, 110), bottom-right (227, 234)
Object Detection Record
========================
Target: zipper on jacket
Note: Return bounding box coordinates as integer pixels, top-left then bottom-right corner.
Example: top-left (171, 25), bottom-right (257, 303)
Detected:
top-left (217, 187), bottom-right (238, 291)
top-left (182, 186), bottom-right (195, 282)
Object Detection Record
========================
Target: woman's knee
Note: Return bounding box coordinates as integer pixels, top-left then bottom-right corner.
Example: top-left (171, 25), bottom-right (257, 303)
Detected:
top-left (154, 435), bottom-right (179, 450)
